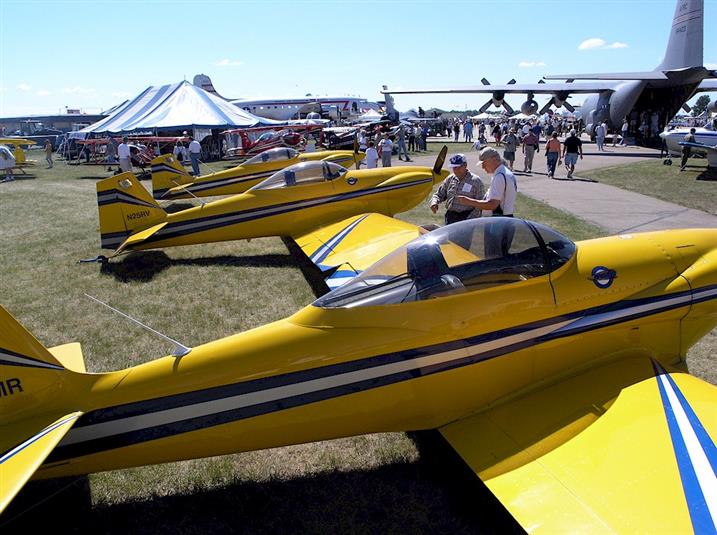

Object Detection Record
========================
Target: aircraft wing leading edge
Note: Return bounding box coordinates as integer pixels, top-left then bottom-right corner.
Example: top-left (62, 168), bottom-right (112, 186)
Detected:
top-left (439, 356), bottom-right (717, 533)
top-left (381, 82), bottom-right (618, 95)
top-left (0, 412), bottom-right (83, 513)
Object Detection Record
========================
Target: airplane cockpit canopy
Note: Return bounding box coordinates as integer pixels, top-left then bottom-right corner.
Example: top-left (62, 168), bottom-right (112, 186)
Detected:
top-left (245, 147), bottom-right (299, 165)
top-left (250, 161), bottom-right (348, 190)
top-left (315, 218), bottom-right (575, 308)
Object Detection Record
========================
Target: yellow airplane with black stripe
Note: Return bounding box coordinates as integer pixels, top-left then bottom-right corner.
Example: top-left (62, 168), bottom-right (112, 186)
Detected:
top-left (151, 146), bottom-right (365, 200)
top-left (2, 217), bottom-right (717, 532)
top-left (96, 148), bottom-right (449, 276)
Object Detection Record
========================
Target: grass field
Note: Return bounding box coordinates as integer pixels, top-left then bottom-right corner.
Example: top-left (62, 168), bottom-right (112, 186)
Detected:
top-left (580, 157), bottom-right (717, 215)
top-left (1, 146), bottom-right (714, 532)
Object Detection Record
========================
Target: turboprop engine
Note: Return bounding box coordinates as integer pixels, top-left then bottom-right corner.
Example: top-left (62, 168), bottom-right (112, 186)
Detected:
top-left (521, 99), bottom-right (539, 115)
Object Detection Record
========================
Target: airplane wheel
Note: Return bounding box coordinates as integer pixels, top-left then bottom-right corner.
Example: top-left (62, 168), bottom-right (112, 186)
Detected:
top-left (663, 159), bottom-right (672, 166)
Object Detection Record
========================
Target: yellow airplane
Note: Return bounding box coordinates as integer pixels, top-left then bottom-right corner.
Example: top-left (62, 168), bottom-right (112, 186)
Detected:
top-left (0, 138), bottom-right (35, 166)
top-left (151, 146), bottom-right (365, 200)
top-left (2, 218), bottom-right (717, 532)
top-left (97, 149), bottom-right (448, 288)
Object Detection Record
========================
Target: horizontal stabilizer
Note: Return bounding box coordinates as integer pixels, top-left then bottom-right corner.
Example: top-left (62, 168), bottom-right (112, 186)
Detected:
top-left (0, 412), bottom-right (82, 513)
top-left (440, 357), bottom-right (717, 533)
top-left (293, 213), bottom-right (423, 289)
top-left (114, 222), bottom-right (169, 256)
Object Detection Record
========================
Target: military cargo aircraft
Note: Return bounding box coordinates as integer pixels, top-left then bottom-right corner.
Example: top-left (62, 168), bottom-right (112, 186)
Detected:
top-left (2, 217), bottom-right (716, 532)
top-left (151, 146), bottom-right (365, 200)
top-left (383, 0), bottom-right (717, 142)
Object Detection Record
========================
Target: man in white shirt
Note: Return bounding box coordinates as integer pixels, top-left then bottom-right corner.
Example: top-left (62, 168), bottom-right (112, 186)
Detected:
top-left (456, 147), bottom-right (517, 217)
top-left (188, 136), bottom-right (202, 175)
top-left (365, 141), bottom-right (379, 169)
top-left (118, 136), bottom-right (132, 172)
top-left (595, 122), bottom-right (606, 151)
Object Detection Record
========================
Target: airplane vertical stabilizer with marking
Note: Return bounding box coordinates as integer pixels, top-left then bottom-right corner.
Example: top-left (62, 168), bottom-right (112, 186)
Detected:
top-left (659, 0), bottom-right (703, 70)
top-left (96, 172), bottom-right (167, 250)
top-left (150, 154), bottom-right (192, 199)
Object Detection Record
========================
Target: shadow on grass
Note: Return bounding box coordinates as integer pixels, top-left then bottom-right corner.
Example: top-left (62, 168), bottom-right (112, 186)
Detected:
top-left (695, 168), bottom-right (717, 181)
top-left (1, 174), bottom-right (37, 181)
top-left (550, 175), bottom-right (598, 183)
top-left (5, 432), bottom-right (522, 534)
top-left (100, 251), bottom-right (297, 283)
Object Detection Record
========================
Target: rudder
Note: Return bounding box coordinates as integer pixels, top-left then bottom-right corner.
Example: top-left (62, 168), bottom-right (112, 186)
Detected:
top-left (151, 154), bottom-right (192, 199)
top-left (658, 0), bottom-right (703, 70)
top-left (96, 172), bottom-right (166, 250)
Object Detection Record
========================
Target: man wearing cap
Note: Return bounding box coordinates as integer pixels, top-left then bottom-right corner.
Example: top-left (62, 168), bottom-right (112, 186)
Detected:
top-left (456, 147), bottom-right (517, 218)
top-left (118, 136), bottom-right (132, 173)
top-left (430, 153), bottom-right (485, 225)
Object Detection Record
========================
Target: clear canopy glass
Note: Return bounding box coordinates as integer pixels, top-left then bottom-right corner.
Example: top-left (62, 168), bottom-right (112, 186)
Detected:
top-left (250, 161), bottom-right (348, 190)
top-left (315, 218), bottom-right (575, 308)
top-left (245, 147), bottom-right (299, 165)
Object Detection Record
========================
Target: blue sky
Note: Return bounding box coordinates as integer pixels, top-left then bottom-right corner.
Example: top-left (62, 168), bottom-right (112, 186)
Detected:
top-left (0, 0), bottom-right (715, 116)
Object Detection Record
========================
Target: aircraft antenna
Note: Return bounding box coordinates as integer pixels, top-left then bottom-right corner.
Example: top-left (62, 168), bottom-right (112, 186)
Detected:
top-left (84, 293), bottom-right (192, 357)
top-left (170, 178), bottom-right (206, 206)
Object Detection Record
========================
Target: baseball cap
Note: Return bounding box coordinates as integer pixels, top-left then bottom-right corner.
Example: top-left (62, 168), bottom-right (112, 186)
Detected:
top-left (448, 154), bottom-right (468, 168)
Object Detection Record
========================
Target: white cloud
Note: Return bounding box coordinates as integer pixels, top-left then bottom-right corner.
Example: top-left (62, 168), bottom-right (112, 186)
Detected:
top-left (215, 59), bottom-right (242, 67)
top-left (519, 61), bottom-right (546, 68)
top-left (17, 83), bottom-right (31, 92)
top-left (705, 62), bottom-right (717, 70)
top-left (578, 38), bottom-right (628, 51)
top-left (111, 91), bottom-right (130, 98)
top-left (61, 86), bottom-right (96, 94)
top-left (36, 89), bottom-right (51, 96)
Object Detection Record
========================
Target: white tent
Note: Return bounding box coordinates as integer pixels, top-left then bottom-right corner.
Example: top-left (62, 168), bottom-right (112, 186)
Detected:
top-left (81, 81), bottom-right (281, 134)
top-left (470, 112), bottom-right (497, 120)
top-left (509, 113), bottom-right (539, 121)
top-left (356, 109), bottom-right (383, 121)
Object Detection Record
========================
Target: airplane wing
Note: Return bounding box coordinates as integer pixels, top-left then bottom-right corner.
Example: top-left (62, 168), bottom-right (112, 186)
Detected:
top-left (291, 213), bottom-right (424, 290)
top-left (439, 357), bottom-right (717, 533)
top-left (382, 82), bottom-right (618, 95)
top-left (696, 79), bottom-right (717, 92)
top-left (1, 412), bottom-right (83, 513)
top-left (544, 71), bottom-right (670, 81)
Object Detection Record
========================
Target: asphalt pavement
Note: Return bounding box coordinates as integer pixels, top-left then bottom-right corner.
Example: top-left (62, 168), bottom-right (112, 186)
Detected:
top-left (405, 139), bottom-right (717, 234)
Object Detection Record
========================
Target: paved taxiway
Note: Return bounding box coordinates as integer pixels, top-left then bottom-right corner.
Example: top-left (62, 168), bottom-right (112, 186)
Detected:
top-left (409, 142), bottom-right (717, 233)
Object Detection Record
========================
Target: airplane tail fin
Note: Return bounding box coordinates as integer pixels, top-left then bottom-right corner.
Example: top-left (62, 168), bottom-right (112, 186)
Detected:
top-left (659, 0), bottom-right (703, 70)
top-left (0, 305), bottom-right (86, 515)
top-left (96, 172), bottom-right (167, 250)
top-left (151, 154), bottom-right (192, 199)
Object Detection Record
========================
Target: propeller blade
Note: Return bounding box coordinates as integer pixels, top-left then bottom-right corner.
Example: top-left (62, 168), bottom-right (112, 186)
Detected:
top-left (353, 136), bottom-right (359, 153)
top-left (539, 98), bottom-right (555, 115)
top-left (564, 101), bottom-right (576, 113)
top-left (479, 99), bottom-right (493, 113)
top-left (433, 145), bottom-right (448, 176)
top-left (481, 78), bottom-right (490, 85)
top-left (538, 79), bottom-right (546, 84)
top-left (502, 101), bottom-right (515, 115)
top-left (507, 79), bottom-right (516, 85)
top-left (682, 103), bottom-right (692, 113)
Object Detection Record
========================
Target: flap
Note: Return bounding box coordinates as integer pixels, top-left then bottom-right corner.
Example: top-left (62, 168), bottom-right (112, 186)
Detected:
top-left (440, 358), bottom-right (717, 533)
top-left (114, 222), bottom-right (168, 255)
top-left (0, 412), bottom-right (82, 513)
top-left (292, 213), bottom-right (423, 289)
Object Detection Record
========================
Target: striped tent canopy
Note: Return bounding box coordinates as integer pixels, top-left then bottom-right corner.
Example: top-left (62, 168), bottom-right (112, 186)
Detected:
top-left (81, 81), bottom-right (282, 134)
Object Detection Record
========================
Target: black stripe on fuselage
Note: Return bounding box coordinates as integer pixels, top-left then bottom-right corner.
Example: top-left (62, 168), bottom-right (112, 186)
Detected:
top-left (97, 189), bottom-right (158, 209)
top-left (43, 284), bottom-right (715, 464)
top-left (141, 178), bottom-right (432, 245)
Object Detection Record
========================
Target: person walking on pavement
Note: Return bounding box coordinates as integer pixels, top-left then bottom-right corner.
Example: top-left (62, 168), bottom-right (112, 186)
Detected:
top-left (620, 119), bottom-right (629, 146)
top-left (545, 132), bottom-right (561, 178)
top-left (562, 129), bottom-right (583, 179)
top-left (430, 154), bottom-right (485, 225)
top-left (188, 136), bottom-right (202, 176)
top-left (396, 125), bottom-right (411, 162)
top-left (521, 130), bottom-right (538, 173)
top-left (595, 122), bottom-right (606, 151)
